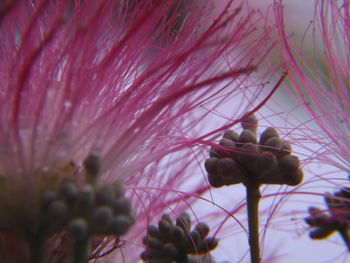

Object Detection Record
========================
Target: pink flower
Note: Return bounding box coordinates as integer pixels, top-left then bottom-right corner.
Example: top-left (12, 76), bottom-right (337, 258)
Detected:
top-left (274, 0), bottom-right (350, 172)
top-left (267, 0), bottom-right (350, 260)
top-left (0, 0), bottom-right (275, 262)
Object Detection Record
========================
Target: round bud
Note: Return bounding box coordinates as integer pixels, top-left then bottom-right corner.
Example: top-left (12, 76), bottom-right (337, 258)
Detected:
top-left (223, 130), bottom-right (239, 142)
top-left (96, 185), bottom-right (116, 206)
top-left (142, 236), bottom-right (164, 250)
top-left (337, 187), bottom-right (350, 199)
top-left (140, 250), bottom-right (151, 261)
top-left (204, 157), bottom-right (219, 175)
top-left (309, 227), bottom-right (334, 240)
top-left (278, 155), bottom-right (300, 174)
top-left (162, 243), bottom-right (177, 257)
top-left (282, 169), bottom-right (303, 186)
top-left (113, 198), bottom-right (131, 215)
top-left (109, 215), bottom-right (132, 236)
top-left (280, 140), bottom-right (292, 157)
top-left (59, 179), bottom-right (78, 202)
top-left (203, 238), bottom-right (218, 251)
top-left (68, 218), bottom-right (89, 240)
top-left (239, 143), bottom-right (258, 164)
top-left (173, 226), bottom-right (185, 242)
top-left (190, 230), bottom-right (201, 246)
top-left (207, 173), bottom-right (223, 188)
top-left (77, 185), bottom-right (95, 208)
top-left (262, 137), bottom-right (282, 154)
top-left (158, 219), bottom-right (173, 236)
top-left (40, 191), bottom-right (57, 209)
top-left (92, 206), bottom-right (113, 228)
top-left (305, 207), bottom-right (327, 226)
top-left (259, 127), bottom-right (279, 145)
top-left (195, 223), bottom-right (210, 238)
top-left (197, 238), bottom-right (219, 253)
top-left (255, 152), bottom-right (277, 172)
top-left (161, 214), bottom-right (174, 226)
top-left (219, 138), bottom-right (236, 148)
top-left (47, 200), bottom-right (68, 219)
top-left (308, 207), bottom-right (324, 217)
top-left (217, 158), bottom-right (236, 178)
top-left (176, 213), bottom-right (191, 230)
top-left (148, 225), bottom-right (162, 239)
top-left (209, 146), bottom-right (221, 158)
top-left (241, 114), bottom-right (258, 134)
top-left (239, 130), bottom-right (257, 144)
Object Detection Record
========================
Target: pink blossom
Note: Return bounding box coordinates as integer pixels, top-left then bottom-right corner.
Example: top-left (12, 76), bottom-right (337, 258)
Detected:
top-left (273, 0), bottom-right (350, 172)
top-left (0, 0), bottom-right (274, 262)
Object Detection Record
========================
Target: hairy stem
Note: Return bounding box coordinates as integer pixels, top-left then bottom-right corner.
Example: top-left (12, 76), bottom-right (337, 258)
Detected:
top-left (246, 180), bottom-right (261, 263)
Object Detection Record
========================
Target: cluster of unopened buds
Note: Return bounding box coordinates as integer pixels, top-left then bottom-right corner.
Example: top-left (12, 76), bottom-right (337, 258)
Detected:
top-left (40, 178), bottom-right (134, 242)
top-left (205, 114), bottom-right (303, 188)
top-left (0, 153), bottom-right (136, 262)
top-left (37, 154), bottom-right (135, 244)
top-left (305, 186), bottom-right (350, 249)
top-left (141, 213), bottom-right (218, 263)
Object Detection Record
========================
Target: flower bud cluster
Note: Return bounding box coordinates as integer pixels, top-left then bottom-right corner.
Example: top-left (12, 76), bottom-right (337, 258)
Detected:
top-left (141, 213), bottom-right (218, 263)
top-left (305, 187), bottom-right (350, 240)
top-left (38, 154), bottom-right (135, 241)
top-left (205, 114), bottom-right (303, 187)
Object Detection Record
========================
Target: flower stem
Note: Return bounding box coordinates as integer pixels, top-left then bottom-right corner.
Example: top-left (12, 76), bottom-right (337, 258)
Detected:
top-left (29, 236), bottom-right (43, 263)
top-left (74, 238), bottom-right (90, 263)
top-left (246, 179), bottom-right (261, 263)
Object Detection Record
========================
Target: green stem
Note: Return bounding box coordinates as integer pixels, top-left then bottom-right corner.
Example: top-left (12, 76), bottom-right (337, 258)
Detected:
top-left (29, 236), bottom-right (43, 263)
top-left (74, 238), bottom-right (90, 263)
top-left (246, 180), bottom-right (261, 263)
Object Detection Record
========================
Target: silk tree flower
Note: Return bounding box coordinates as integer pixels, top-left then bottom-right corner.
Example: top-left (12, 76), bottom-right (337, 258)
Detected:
top-left (265, 0), bottom-right (350, 260)
top-left (0, 0), bottom-right (274, 262)
top-left (273, 0), bottom-right (349, 172)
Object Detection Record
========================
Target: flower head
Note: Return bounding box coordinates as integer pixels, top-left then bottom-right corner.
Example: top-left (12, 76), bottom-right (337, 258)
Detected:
top-left (274, 0), bottom-right (350, 172)
top-left (0, 0), bottom-right (274, 261)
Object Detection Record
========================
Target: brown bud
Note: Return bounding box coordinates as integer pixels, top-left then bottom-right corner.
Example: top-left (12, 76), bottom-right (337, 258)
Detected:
top-left (223, 130), bottom-right (239, 142)
top-left (278, 155), bottom-right (300, 174)
top-left (262, 137), bottom-right (283, 154)
top-left (163, 243), bottom-right (177, 257)
top-left (209, 146), bottom-right (221, 158)
top-left (282, 169), bottom-right (303, 186)
top-left (241, 114), bottom-right (258, 134)
top-left (161, 214), bottom-right (174, 226)
top-left (176, 213), bottom-right (191, 231)
top-left (217, 158), bottom-right (236, 178)
top-left (142, 236), bottom-right (164, 250)
top-left (239, 143), bottom-right (259, 164)
top-left (207, 173), bottom-right (223, 188)
top-left (239, 129), bottom-right (257, 144)
top-left (204, 157), bottom-right (219, 175)
top-left (255, 152), bottom-right (277, 172)
top-left (195, 223), bottom-right (210, 238)
top-left (279, 140), bottom-right (292, 157)
top-left (259, 127), bottom-right (279, 145)
top-left (309, 227), bottom-right (335, 240)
